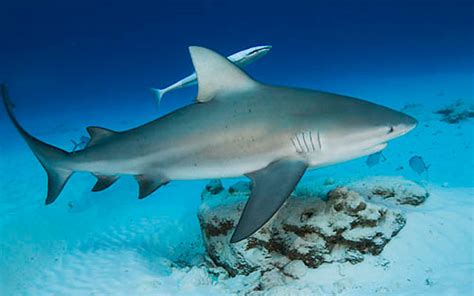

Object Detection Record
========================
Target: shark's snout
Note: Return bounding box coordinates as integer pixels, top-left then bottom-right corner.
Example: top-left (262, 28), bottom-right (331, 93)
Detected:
top-left (394, 113), bottom-right (417, 137)
top-left (406, 114), bottom-right (418, 130)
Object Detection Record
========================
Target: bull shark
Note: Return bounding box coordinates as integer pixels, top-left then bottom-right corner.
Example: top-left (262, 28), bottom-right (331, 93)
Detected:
top-left (151, 45), bottom-right (271, 107)
top-left (1, 46), bottom-right (417, 243)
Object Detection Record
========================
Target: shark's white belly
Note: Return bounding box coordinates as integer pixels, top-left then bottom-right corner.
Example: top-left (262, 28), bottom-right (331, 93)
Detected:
top-left (151, 143), bottom-right (293, 180)
top-left (128, 129), bottom-right (295, 180)
top-left (163, 155), bottom-right (272, 179)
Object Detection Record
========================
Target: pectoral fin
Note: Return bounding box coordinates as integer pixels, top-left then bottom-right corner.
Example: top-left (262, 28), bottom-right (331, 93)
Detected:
top-left (230, 159), bottom-right (308, 243)
top-left (92, 175), bottom-right (119, 192)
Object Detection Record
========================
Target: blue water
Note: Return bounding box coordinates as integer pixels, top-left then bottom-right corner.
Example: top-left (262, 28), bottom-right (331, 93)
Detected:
top-left (0, 1), bottom-right (473, 295)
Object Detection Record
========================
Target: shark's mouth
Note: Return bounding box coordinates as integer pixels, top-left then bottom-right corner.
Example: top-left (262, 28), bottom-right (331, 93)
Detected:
top-left (364, 143), bottom-right (387, 155)
top-left (248, 46), bottom-right (272, 56)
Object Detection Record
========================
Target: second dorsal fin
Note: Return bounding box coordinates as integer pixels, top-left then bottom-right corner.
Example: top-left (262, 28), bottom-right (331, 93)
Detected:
top-left (189, 46), bottom-right (258, 103)
top-left (86, 126), bottom-right (117, 147)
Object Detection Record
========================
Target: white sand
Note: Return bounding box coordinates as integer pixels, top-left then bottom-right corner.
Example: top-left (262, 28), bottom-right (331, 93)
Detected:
top-left (1, 181), bottom-right (472, 295)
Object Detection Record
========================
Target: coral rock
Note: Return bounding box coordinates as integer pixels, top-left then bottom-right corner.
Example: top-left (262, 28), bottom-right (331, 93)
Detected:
top-left (198, 177), bottom-right (427, 276)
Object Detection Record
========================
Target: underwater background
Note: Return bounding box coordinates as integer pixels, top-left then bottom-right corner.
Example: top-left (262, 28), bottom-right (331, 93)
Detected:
top-left (0, 0), bottom-right (472, 295)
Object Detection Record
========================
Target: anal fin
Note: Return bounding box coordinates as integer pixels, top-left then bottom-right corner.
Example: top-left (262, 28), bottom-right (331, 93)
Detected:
top-left (135, 175), bottom-right (169, 199)
top-left (230, 159), bottom-right (308, 243)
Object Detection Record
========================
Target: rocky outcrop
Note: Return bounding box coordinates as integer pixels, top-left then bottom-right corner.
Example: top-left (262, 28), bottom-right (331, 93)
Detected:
top-left (348, 176), bottom-right (430, 206)
top-left (198, 177), bottom-right (428, 277)
top-left (434, 99), bottom-right (474, 124)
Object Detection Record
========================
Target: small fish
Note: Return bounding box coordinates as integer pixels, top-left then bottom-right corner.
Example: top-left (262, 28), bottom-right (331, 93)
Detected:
top-left (409, 156), bottom-right (430, 175)
top-left (71, 136), bottom-right (90, 152)
top-left (366, 151), bottom-right (386, 167)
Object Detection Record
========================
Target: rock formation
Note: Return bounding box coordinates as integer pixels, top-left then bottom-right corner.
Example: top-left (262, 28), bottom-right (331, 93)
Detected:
top-left (198, 177), bottom-right (429, 277)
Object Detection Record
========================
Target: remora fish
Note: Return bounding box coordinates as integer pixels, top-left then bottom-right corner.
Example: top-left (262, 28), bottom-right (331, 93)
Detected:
top-left (151, 45), bottom-right (272, 106)
top-left (71, 136), bottom-right (90, 152)
top-left (1, 46), bottom-right (417, 243)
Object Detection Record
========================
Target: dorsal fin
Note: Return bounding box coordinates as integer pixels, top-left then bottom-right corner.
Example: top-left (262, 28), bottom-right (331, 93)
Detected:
top-left (189, 46), bottom-right (258, 103)
top-left (86, 126), bottom-right (116, 147)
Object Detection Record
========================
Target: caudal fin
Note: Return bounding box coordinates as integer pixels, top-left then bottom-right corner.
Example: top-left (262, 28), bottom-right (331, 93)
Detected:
top-left (150, 88), bottom-right (166, 108)
top-left (1, 84), bottom-right (73, 205)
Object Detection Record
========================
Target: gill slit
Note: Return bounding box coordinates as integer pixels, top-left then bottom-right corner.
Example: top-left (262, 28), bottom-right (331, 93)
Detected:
top-left (309, 131), bottom-right (316, 151)
top-left (317, 131), bottom-right (322, 150)
top-left (291, 137), bottom-right (300, 153)
top-left (295, 135), bottom-right (304, 153)
top-left (302, 133), bottom-right (310, 152)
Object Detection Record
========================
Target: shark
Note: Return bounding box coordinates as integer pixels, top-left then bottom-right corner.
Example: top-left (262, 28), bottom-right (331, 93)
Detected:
top-left (1, 46), bottom-right (417, 243)
top-left (151, 45), bottom-right (271, 107)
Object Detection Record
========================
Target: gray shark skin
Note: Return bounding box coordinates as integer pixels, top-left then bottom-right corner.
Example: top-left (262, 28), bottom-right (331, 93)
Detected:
top-left (1, 46), bottom-right (417, 243)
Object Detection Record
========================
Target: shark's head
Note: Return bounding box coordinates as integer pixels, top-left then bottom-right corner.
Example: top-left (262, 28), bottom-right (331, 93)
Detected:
top-left (310, 95), bottom-right (417, 166)
top-left (228, 45), bottom-right (272, 66)
top-left (243, 45), bottom-right (272, 60)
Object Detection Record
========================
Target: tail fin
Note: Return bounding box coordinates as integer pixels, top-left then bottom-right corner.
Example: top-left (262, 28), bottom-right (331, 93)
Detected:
top-left (150, 88), bottom-right (166, 108)
top-left (1, 84), bottom-right (73, 205)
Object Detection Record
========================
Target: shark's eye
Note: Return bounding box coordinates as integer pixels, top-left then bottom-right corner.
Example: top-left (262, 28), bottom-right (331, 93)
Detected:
top-left (387, 126), bottom-right (395, 134)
